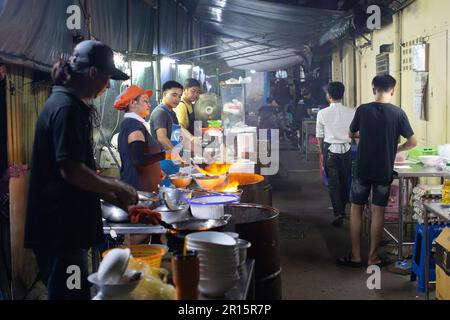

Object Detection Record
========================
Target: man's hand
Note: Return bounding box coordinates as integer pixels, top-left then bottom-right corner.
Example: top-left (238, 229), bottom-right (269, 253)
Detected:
top-left (100, 180), bottom-right (138, 211)
top-left (349, 130), bottom-right (360, 139)
top-left (128, 207), bottom-right (162, 225)
top-left (100, 191), bottom-right (121, 208)
top-left (167, 149), bottom-right (186, 164)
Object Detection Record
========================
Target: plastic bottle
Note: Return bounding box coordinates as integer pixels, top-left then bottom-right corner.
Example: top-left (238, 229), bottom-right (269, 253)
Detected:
top-left (442, 164), bottom-right (450, 204)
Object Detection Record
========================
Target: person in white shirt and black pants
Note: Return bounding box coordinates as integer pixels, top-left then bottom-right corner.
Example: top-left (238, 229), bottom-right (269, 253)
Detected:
top-left (316, 82), bottom-right (355, 227)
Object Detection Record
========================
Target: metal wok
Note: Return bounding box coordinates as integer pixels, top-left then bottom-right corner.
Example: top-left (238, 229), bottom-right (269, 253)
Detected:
top-left (160, 214), bottom-right (231, 234)
top-left (101, 191), bottom-right (160, 222)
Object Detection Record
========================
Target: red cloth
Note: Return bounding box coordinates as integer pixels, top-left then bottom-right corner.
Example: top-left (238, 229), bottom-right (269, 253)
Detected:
top-left (128, 207), bottom-right (161, 225)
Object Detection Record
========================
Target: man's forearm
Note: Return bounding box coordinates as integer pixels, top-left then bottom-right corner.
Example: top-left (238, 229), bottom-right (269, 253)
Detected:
top-left (398, 142), bottom-right (413, 152)
top-left (60, 161), bottom-right (119, 195)
top-left (398, 136), bottom-right (418, 152)
top-left (317, 137), bottom-right (324, 154)
top-left (159, 136), bottom-right (174, 151)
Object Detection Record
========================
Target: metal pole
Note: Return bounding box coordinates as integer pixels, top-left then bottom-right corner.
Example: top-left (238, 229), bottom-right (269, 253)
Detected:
top-left (216, 67), bottom-right (221, 97)
top-left (86, 0), bottom-right (92, 40)
top-left (424, 205), bottom-right (429, 300)
top-left (223, 48), bottom-right (284, 62)
top-left (180, 42), bottom-right (271, 62)
top-left (352, 36), bottom-right (357, 108)
top-left (398, 177), bottom-right (404, 261)
top-left (155, 0), bottom-right (161, 102)
top-left (128, 0), bottom-right (132, 53)
top-left (230, 54), bottom-right (300, 68)
top-left (127, 0), bottom-right (133, 84)
top-left (166, 34), bottom-right (270, 57)
top-left (406, 179), bottom-right (410, 238)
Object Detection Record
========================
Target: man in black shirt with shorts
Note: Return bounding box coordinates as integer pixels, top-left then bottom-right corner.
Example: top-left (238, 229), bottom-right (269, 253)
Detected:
top-left (338, 75), bottom-right (417, 268)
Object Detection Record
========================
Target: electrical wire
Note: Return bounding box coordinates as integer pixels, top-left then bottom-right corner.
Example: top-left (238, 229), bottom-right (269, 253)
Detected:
top-left (109, 84), bottom-right (128, 140)
top-left (110, 109), bottom-right (121, 142)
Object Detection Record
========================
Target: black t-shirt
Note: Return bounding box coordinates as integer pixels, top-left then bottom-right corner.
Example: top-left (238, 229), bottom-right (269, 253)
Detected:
top-left (350, 102), bottom-right (414, 183)
top-left (24, 86), bottom-right (103, 251)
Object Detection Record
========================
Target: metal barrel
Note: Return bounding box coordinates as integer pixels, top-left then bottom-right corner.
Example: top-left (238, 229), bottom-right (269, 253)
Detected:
top-left (229, 173), bottom-right (273, 207)
top-left (224, 204), bottom-right (282, 300)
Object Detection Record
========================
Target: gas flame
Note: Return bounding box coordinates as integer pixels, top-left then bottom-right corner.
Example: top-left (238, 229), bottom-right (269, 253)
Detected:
top-left (220, 181), bottom-right (240, 192)
top-left (197, 162), bottom-right (232, 176)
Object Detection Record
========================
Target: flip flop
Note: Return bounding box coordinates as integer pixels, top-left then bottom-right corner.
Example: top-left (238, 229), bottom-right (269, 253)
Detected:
top-left (337, 253), bottom-right (364, 268)
top-left (369, 256), bottom-right (392, 268)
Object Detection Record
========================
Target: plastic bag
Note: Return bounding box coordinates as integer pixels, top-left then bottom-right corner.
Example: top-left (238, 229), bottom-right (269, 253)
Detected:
top-left (128, 257), bottom-right (176, 300)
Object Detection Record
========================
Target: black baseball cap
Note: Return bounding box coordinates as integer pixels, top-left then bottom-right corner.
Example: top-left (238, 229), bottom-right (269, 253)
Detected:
top-left (69, 40), bottom-right (129, 81)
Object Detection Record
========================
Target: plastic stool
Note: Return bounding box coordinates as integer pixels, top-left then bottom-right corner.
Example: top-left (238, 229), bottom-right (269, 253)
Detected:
top-left (411, 223), bottom-right (448, 293)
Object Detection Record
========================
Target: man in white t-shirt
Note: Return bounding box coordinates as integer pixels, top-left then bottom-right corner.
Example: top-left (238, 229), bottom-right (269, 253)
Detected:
top-left (316, 82), bottom-right (355, 227)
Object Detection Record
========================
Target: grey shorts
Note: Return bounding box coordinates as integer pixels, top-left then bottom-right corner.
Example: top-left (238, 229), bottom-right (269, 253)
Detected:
top-left (350, 178), bottom-right (392, 207)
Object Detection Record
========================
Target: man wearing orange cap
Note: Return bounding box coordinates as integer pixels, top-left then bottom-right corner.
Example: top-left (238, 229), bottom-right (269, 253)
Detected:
top-left (115, 85), bottom-right (165, 193)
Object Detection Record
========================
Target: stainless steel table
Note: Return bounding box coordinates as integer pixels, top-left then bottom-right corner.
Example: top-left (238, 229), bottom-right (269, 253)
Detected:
top-left (103, 221), bottom-right (167, 236)
top-left (199, 260), bottom-right (255, 300)
top-left (392, 164), bottom-right (446, 271)
top-left (302, 120), bottom-right (318, 161)
top-left (423, 202), bottom-right (450, 300)
top-left (103, 208), bottom-right (192, 237)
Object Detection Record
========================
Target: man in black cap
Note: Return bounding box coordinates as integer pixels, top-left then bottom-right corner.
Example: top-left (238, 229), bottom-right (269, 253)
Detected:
top-left (25, 40), bottom-right (137, 300)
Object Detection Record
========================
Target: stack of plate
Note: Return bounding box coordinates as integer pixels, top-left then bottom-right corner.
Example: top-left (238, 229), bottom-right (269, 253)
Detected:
top-left (186, 232), bottom-right (239, 297)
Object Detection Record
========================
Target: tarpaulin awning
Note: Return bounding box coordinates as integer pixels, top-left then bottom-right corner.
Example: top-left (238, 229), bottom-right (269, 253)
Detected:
top-left (184, 0), bottom-right (352, 71)
top-left (0, 0), bottom-right (203, 72)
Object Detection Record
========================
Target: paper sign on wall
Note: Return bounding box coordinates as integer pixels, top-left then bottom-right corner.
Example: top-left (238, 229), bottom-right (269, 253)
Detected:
top-left (413, 72), bottom-right (429, 120)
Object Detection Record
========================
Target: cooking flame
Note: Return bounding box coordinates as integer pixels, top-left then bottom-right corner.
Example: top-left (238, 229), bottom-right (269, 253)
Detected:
top-left (220, 181), bottom-right (240, 192)
top-left (197, 162), bottom-right (232, 176)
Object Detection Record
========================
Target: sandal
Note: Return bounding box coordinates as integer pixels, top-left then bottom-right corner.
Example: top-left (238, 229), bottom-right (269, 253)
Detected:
top-left (369, 256), bottom-right (392, 268)
top-left (337, 253), bottom-right (363, 268)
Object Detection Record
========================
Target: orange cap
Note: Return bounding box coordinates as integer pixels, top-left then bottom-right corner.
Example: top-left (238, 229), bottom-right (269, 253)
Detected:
top-left (114, 85), bottom-right (153, 110)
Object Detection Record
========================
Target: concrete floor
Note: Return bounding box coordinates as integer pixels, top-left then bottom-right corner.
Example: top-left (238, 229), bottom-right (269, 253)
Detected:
top-left (273, 144), bottom-right (426, 300)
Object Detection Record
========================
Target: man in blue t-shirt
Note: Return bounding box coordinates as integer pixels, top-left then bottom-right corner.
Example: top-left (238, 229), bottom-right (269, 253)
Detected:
top-left (338, 75), bottom-right (417, 268)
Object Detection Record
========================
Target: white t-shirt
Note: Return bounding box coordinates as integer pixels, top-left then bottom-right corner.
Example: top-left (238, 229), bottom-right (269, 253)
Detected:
top-left (316, 103), bottom-right (355, 154)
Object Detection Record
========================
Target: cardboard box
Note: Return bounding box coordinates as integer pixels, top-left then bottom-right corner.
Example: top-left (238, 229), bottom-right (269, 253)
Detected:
top-left (435, 228), bottom-right (450, 300)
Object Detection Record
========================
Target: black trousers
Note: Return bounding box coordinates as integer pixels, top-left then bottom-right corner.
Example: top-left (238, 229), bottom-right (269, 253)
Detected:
top-left (33, 248), bottom-right (91, 300)
top-left (323, 144), bottom-right (352, 218)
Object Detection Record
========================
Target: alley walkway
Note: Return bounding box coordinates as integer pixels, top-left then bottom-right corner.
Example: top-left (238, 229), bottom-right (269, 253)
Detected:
top-left (273, 143), bottom-right (422, 300)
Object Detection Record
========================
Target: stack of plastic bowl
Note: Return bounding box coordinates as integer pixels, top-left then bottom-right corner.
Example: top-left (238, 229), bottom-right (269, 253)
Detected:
top-left (186, 232), bottom-right (239, 297)
top-left (187, 194), bottom-right (240, 219)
